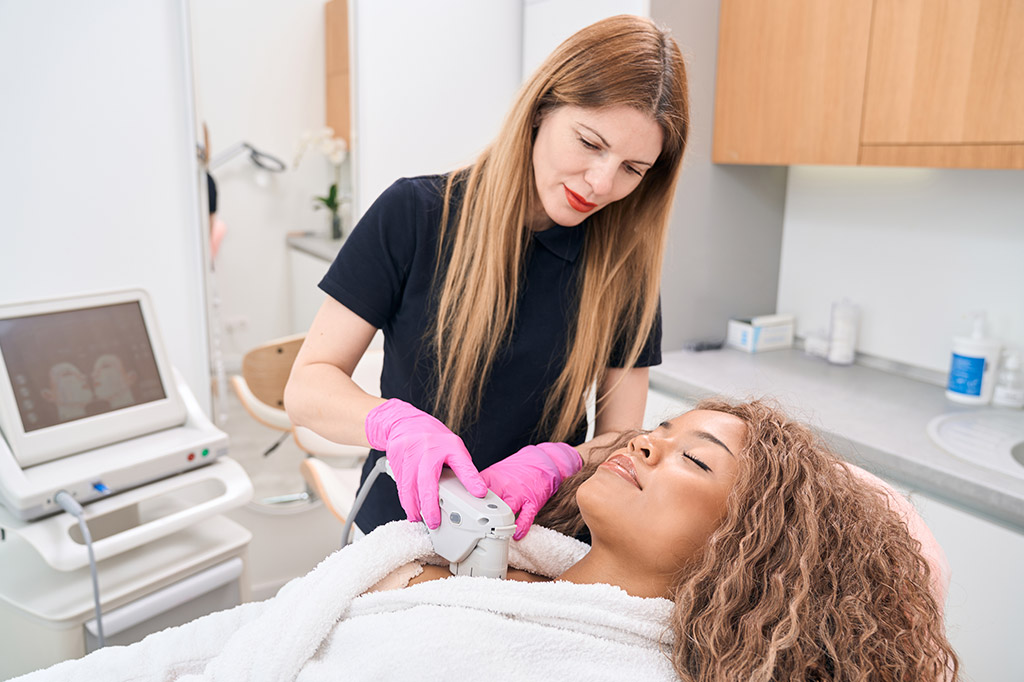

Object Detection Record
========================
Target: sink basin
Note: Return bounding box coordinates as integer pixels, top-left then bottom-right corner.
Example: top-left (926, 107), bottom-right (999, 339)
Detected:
top-left (927, 411), bottom-right (1024, 480)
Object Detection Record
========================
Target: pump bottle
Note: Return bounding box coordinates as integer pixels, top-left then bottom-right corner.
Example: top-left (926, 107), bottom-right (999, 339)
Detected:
top-left (827, 299), bottom-right (859, 365)
top-left (992, 349), bottom-right (1024, 409)
top-left (946, 313), bottom-right (1001, 405)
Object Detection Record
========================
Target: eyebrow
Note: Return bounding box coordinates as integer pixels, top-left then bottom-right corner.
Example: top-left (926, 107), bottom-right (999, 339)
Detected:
top-left (659, 421), bottom-right (736, 458)
top-left (577, 123), bottom-right (655, 167)
top-left (696, 430), bottom-right (735, 457)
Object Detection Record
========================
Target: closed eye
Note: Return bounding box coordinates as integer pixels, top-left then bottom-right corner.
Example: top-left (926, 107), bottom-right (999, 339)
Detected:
top-left (578, 135), bottom-right (644, 177)
top-left (684, 452), bottom-right (712, 472)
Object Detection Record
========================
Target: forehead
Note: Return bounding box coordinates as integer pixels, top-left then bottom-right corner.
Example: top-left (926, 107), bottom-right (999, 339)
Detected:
top-left (663, 410), bottom-right (747, 452)
top-left (548, 105), bottom-right (663, 159)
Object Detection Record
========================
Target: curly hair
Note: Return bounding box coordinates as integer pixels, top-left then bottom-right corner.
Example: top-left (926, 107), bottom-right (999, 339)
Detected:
top-left (536, 398), bottom-right (958, 681)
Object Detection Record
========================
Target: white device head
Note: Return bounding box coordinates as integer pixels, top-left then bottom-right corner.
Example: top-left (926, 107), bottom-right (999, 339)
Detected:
top-left (361, 461), bottom-right (515, 579)
top-left (427, 469), bottom-right (516, 579)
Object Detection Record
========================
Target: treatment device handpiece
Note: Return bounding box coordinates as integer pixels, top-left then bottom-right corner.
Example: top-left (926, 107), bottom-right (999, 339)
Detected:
top-left (371, 461), bottom-right (515, 579)
top-left (429, 468), bottom-right (516, 579)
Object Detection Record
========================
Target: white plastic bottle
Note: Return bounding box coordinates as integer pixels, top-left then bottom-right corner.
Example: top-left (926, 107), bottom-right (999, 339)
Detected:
top-left (992, 349), bottom-right (1024, 409)
top-left (827, 299), bottom-right (859, 365)
top-left (946, 313), bottom-right (1002, 405)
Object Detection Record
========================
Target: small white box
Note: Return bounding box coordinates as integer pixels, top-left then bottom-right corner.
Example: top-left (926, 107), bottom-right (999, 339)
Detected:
top-left (726, 314), bottom-right (795, 353)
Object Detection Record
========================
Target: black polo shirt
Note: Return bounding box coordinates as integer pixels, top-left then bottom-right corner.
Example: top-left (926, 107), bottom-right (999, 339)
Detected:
top-left (320, 175), bottom-right (661, 532)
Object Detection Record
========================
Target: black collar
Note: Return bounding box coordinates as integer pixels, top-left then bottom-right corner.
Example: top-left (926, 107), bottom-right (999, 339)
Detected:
top-left (532, 223), bottom-right (585, 262)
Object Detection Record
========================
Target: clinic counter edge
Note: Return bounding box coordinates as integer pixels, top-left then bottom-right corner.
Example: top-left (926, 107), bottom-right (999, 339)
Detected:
top-left (649, 348), bottom-right (1024, 534)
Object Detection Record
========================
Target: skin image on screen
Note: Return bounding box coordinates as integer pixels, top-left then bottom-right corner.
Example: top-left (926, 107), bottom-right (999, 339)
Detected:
top-left (91, 353), bottom-right (137, 409)
top-left (41, 361), bottom-right (95, 421)
top-left (0, 302), bottom-right (165, 432)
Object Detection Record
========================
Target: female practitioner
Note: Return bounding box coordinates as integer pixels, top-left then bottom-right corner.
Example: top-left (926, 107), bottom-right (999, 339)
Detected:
top-left (285, 15), bottom-right (689, 538)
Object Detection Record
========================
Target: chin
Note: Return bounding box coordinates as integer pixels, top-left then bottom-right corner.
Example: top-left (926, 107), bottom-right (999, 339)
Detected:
top-left (549, 212), bottom-right (588, 229)
top-left (559, 214), bottom-right (588, 228)
top-left (541, 196), bottom-right (591, 228)
top-left (575, 476), bottom-right (597, 518)
top-left (575, 474), bottom-right (620, 541)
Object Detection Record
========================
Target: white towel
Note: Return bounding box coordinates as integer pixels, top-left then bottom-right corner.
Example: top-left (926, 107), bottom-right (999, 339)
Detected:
top-left (13, 522), bottom-right (677, 681)
top-left (301, 570), bottom-right (676, 680)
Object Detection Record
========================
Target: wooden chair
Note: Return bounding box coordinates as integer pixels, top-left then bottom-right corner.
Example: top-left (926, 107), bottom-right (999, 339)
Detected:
top-left (231, 333), bottom-right (304, 439)
top-left (230, 333), bottom-right (382, 512)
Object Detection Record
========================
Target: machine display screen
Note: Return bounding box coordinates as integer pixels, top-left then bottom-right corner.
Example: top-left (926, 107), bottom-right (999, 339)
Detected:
top-left (0, 302), bottom-right (166, 433)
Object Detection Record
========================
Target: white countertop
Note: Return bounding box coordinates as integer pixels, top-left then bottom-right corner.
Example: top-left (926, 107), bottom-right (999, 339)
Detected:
top-left (650, 348), bottom-right (1024, 532)
top-left (286, 233), bottom-right (343, 262)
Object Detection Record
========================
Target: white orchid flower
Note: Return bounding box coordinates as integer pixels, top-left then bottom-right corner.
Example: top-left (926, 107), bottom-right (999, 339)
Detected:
top-left (322, 137), bottom-right (348, 166)
top-left (293, 130), bottom-right (315, 168)
top-left (294, 129), bottom-right (348, 169)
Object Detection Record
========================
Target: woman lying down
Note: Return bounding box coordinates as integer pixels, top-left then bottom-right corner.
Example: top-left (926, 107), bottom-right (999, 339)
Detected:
top-left (16, 399), bottom-right (958, 682)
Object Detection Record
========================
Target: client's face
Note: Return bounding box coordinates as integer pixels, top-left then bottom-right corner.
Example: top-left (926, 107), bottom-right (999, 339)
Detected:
top-left (578, 410), bottom-right (745, 575)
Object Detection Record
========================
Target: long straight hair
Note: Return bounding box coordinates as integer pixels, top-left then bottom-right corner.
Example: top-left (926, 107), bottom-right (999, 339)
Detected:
top-left (432, 15), bottom-right (689, 439)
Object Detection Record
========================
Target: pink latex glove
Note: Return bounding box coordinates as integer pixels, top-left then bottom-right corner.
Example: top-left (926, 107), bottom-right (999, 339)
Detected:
top-left (480, 442), bottom-right (583, 540)
top-left (364, 398), bottom-right (488, 528)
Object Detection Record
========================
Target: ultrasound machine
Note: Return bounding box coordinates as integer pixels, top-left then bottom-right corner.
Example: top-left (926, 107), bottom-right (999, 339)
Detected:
top-left (0, 289), bottom-right (253, 678)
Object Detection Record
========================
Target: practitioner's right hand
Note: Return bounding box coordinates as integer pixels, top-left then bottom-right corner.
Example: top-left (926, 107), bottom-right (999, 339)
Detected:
top-left (364, 398), bottom-right (488, 528)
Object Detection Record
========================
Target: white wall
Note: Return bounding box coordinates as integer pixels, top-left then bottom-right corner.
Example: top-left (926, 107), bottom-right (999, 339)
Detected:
top-left (193, 1), bottom-right (525, 366)
top-left (0, 0), bottom-right (211, 412)
top-left (651, 0), bottom-right (789, 349)
top-left (522, 0), bottom-right (649, 76)
top-left (351, 0), bottom-right (523, 219)
top-left (190, 0), bottom-right (332, 368)
top-left (778, 166), bottom-right (1024, 374)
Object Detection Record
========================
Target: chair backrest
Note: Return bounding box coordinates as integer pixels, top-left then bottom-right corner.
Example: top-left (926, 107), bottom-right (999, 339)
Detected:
top-left (240, 333), bottom-right (306, 409)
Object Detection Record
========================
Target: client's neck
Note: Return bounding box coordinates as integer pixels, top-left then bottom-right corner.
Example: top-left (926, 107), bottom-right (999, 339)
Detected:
top-left (557, 545), bottom-right (672, 600)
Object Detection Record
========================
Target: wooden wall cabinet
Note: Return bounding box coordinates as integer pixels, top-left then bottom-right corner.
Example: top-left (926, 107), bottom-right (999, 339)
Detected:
top-left (712, 0), bottom-right (1024, 169)
top-left (712, 0), bottom-right (874, 166)
top-left (325, 0), bottom-right (350, 143)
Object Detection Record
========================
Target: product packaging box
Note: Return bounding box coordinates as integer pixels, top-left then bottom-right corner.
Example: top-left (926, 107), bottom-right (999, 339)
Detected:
top-left (726, 314), bottom-right (795, 353)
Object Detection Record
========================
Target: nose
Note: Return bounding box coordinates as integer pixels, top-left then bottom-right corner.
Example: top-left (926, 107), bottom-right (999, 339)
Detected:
top-left (627, 433), bottom-right (659, 464)
top-left (583, 159), bottom-right (617, 197)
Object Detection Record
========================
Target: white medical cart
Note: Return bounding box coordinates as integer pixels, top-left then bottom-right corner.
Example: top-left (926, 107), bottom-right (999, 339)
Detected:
top-left (0, 458), bottom-right (253, 679)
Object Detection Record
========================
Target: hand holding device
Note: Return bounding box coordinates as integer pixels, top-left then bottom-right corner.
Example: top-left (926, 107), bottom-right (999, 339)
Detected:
top-left (364, 398), bottom-right (487, 528)
top-left (480, 442), bottom-right (583, 540)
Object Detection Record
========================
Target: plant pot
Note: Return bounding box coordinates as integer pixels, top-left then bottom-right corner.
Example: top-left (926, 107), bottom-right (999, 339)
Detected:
top-left (330, 213), bottom-right (342, 240)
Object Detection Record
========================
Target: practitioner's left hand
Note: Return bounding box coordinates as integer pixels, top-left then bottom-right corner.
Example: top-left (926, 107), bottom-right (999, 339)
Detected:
top-left (480, 443), bottom-right (583, 540)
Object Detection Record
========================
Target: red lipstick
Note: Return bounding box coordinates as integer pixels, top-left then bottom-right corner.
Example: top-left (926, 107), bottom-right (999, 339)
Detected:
top-left (600, 454), bottom-right (641, 489)
top-left (564, 185), bottom-right (597, 213)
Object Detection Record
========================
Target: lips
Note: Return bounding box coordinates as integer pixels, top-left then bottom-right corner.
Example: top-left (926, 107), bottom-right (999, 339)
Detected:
top-left (600, 454), bottom-right (641, 489)
top-left (564, 185), bottom-right (597, 213)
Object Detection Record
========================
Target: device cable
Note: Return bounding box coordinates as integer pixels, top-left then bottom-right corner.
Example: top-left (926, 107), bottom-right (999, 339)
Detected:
top-left (54, 491), bottom-right (105, 648)
top-left (340, 456), bottom-right (388, 548)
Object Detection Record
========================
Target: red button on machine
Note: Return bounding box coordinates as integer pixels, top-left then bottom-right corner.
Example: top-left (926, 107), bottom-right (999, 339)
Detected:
top-left (187, 453), bottom-right (195, 461)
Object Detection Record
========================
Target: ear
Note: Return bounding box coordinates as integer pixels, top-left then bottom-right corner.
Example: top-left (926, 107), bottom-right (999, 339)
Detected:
top-left (41, 388), bottom-right (55, 403)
